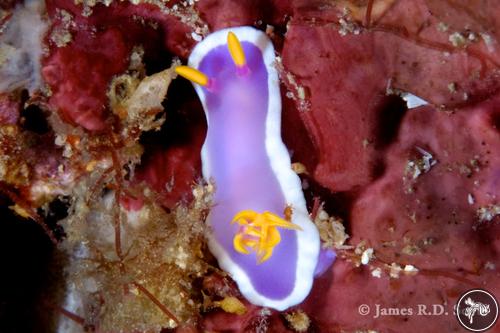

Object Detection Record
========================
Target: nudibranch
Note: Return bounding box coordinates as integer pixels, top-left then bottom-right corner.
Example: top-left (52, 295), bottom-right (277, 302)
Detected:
top-left (176, 27), bottom-right (334, 310)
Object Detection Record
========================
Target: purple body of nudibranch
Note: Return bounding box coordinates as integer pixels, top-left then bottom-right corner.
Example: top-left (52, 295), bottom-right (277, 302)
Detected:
top-left (188, 27), bottom-right (331, 310)
top-left (199, 43), bottom-right (297, 299)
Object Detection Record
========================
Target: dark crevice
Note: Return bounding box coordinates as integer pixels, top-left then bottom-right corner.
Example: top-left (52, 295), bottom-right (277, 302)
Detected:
top-left (302, 175), bottom-right (358, 233)
top-left (491, 111), bottom-right (500, 132)
top-left (139, 76), bottom-right (205, 150)
top-left (370, 94), bottom-right (408, 180)
top-left (40, 196), bottom-right (71, 241)
top-left (373, 94), bottom-right (407, 150)
top-left (143, 43), bottom-right (174, 76)
top-left (0, 195), bottom-right (56, 333)
top-left (20, 104), bottom-right (50, 134)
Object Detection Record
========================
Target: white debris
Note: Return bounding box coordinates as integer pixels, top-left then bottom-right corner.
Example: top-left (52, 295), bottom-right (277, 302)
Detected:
top-left (405, 147), bottom-right (438, 182)
top-left (389, 263), bottom-right (419, 278)
top-left (389, 263), bottom-right (402, 278)
top-left (191, 32), bottom-right (202, 42)
top-left (477, 205), bottom-right (500, 223)
top-left (386, 80), bottom-right (429, 109)
top-left (449, 32), bottom-right (467, 48)
top-left (361, 248), bottom-right (374, 265)
top-left (402, 93), bottom-right (429, 109)
top-left (260, 307), bottom-right (271, 317)
top-left (297, 86), bottom-right (306, 100)
top-left (480, 33), bottom-right (496, 53)
top-left (56, 244), bottom-right (90, 333)
top-left (468, 193), bottom-right (475, 205)
top-left (318, 209), bottom-right (328, 221)
top-left (314, 206), bottom-right (349, 249)
top-left (0, 0), bottom-right (48, 93)
top-left (274, 56), bottom-right (311, 112)
top-left (467, 32), bottom-right (477, 41)
top-left (484, 262), bottom-right (496, 271)
top-left (265, 24), bottom-right (274, 35)
top-left (405, 161), bottom-right (422, 183)
top-left (371, 267), bottom-right (382, 278)
top-left (338, 17), bottom-right (361, 36)
top-left (447, 82), bottom-right (457, 93)
top-left (437, 22), bottom-right (449, 32)
top-left (403, 264), bottom-right (419, 273)
top-left (416, 147), bottom-right (437, 171)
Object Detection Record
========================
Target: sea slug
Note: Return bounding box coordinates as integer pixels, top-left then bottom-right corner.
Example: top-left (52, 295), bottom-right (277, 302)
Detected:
top-left (176, 26), bottom-right (333, 310)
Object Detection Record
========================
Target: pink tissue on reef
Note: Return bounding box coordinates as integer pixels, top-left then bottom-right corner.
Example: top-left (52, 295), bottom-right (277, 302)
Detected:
top-left (134, 144), bottom-right (202, 209)
top-left (42, 27), bottom-right (130, 131)
top-left (37, 0), bottom-right (500, 331)
top-left (42, 0), bottom-right (195, 131)
top-left (0, 93), bottom-right (20, 125)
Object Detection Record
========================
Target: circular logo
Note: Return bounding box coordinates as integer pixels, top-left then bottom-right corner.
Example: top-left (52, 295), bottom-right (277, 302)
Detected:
top-left (456, 289), bottom-right (498, 332)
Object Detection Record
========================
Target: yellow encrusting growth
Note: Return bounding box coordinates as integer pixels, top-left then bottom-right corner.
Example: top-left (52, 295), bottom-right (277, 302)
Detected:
top-left (175, 65), bottom-right (209, 86)
top-left (227, 31), bottom-right (246, 67)
top-left (232, 210), bottom-right (301, 264)
top-left (213, 296), bottom-right (247, 315)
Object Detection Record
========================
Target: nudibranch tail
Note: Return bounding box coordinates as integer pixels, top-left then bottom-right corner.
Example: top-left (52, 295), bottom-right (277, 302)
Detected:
top-left (227, 31), bottom-right (246, 68)
top-left (175, 65), bottom-right (210, 87)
